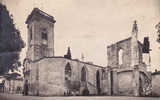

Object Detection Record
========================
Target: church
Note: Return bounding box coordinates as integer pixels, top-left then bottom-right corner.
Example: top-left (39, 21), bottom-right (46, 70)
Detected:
top-left (23, 8), bottom-right (152, 96)
top-left (23, 8), bottom-right (104, 96)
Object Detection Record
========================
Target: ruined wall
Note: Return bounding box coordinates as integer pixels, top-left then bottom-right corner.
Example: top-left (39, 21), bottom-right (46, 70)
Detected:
top-left (101, 68), bottom-right (111, 95)
top-left (139, 72), bottom-right (152, 96)
top-left (114, 67), bottom-right (151, 96)
top-left (107, 38), bottom-right (131, 68)
top-left (152, 73), bottom-right (160, 96)
top-left (28, 57), bottom-right (103, 96)
top-left (118, 71), bottom-right (134, 96)
top-left (107, 38), bottom-right (143, 69)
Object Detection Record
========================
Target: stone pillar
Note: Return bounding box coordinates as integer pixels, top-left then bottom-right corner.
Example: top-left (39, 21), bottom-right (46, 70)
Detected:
top-left (131, 21), bottom-right (139, 67)
top-left (107, 70), bottom-right (111, 95)
top-left (35, 62), bottom-right (39, 96)
top-left (112, 69), bottom-right (118, 95)
top-left (102, 68), bottom-right (112, 95)
top-left (132, 65), bottom-right (140, 96)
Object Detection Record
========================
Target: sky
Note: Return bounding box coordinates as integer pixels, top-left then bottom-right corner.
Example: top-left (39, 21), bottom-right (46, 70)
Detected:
top-left (2, 0), bottom-right (160, 72)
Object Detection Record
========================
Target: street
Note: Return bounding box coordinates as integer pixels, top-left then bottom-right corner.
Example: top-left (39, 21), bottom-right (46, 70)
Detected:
top-left (0, 93), bottom-right (160, 100)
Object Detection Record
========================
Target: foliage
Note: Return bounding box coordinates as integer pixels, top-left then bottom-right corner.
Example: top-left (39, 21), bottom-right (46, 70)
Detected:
top-left (0, 3), bottom-right (25, 75)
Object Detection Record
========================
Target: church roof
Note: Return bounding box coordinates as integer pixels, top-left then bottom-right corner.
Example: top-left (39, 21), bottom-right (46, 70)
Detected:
top-left (26, 8), bottom-right (56, 24)
top-left (32, 56), bottom-right (104, 68)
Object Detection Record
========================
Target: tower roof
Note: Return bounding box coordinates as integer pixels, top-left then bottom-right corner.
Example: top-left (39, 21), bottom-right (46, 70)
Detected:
top-left (26, 8), bottom-right (56, 24)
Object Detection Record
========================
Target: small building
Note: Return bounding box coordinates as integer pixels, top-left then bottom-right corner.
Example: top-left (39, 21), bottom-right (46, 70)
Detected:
top-left (0, 76), bottom-right (5, 92)
top-left (0, 73), bottom-right (23, 94)
top-left (4, 73), bottom-right (23, 94)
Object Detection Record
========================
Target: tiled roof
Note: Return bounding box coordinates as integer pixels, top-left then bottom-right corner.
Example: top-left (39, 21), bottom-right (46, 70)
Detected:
top-left (26, 8), bottom-right (56, 24)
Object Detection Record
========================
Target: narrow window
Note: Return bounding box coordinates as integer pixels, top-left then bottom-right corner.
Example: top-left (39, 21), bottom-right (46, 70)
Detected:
top-left (81, 67), bottom-right (86, 82)
top-left (118, 49), bottom-right (123, 65)
top-left (30, 27), bottom-right (32, 40)
top-left (65, 63), bottom-right (72, 79)
top-left (41, 28), bottom-right (47, 40)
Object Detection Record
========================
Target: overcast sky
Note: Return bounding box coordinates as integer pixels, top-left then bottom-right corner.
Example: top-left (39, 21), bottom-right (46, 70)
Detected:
top-left (2, 0), bottom-right (160, 71)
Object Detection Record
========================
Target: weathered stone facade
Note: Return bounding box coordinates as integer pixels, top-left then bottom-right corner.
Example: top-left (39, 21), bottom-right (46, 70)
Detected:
top-left (26, 8), bottom-right (55, 61)
top-left (23, 8), bottom-right (154, 97)
top-left (106, 21), bottom-right (152, 96)
top-left (24, 57), bottom-right (103, 96)
top-left (152, 71), bottom-right (160, 96)
top-left (24, 8), bottom-right (104, 96)
top-left (107, 38), bottom-right (143, 69)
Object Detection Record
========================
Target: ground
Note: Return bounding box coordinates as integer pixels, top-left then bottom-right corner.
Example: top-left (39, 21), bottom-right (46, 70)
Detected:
top-left (0, 93), bottom-right (159, 100)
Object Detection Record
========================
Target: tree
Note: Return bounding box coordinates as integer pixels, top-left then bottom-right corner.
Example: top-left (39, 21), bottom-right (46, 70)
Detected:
top-left (0, 3), bottom-right (25, 75)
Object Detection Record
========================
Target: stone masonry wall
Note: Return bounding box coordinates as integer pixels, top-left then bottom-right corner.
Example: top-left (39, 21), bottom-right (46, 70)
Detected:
top-left (27, 15), bottom-right (55, 61)
top-left (101, 68), bottom-right (111, 95)
top-left (152, 73), bottom-right (160, 96)
top-left (107, 38), bottom-right (131, 68)
top-left (118, 71), bottom-right (134, 96)
top-left (29, 57), bottom-right (103, 96)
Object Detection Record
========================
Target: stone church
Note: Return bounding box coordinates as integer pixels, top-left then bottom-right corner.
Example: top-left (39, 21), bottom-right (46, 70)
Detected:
top-left (23, 8), bottom-right (152, 96)
top-left (23, 8), bottom-right (104, 96)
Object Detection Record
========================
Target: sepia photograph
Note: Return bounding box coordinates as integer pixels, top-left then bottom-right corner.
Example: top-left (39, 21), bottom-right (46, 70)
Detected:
top-left (0, 0), bottom-right (160, 100)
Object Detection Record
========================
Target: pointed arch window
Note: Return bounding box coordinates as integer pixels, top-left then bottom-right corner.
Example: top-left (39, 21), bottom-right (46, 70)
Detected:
top-left (96, 70), bottom-right (101, 94)
top-left (81, 67), bottom-right (87, 82)
top-left (65, 63), bottom-right (72, 78)
top-left (41, 28), bottom-right (48, 45)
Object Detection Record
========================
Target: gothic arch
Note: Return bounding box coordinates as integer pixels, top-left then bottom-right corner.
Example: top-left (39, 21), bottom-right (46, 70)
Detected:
top-left (65, 62), bottom-right (72, 78)
top-left (81, 66), bottom-right (88, 82)
top-left (64, 62), bottom-right (72, 91)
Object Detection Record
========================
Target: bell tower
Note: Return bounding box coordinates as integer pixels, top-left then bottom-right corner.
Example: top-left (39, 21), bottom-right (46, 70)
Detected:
top-left (25, 8), bottom-right (56, 61)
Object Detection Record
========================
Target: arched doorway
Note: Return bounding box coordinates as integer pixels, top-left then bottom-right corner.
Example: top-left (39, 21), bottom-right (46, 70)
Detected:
top-left (96, 70), bottom-right (101, 95)
top-left (82, 88), bottom-right (89, 96)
